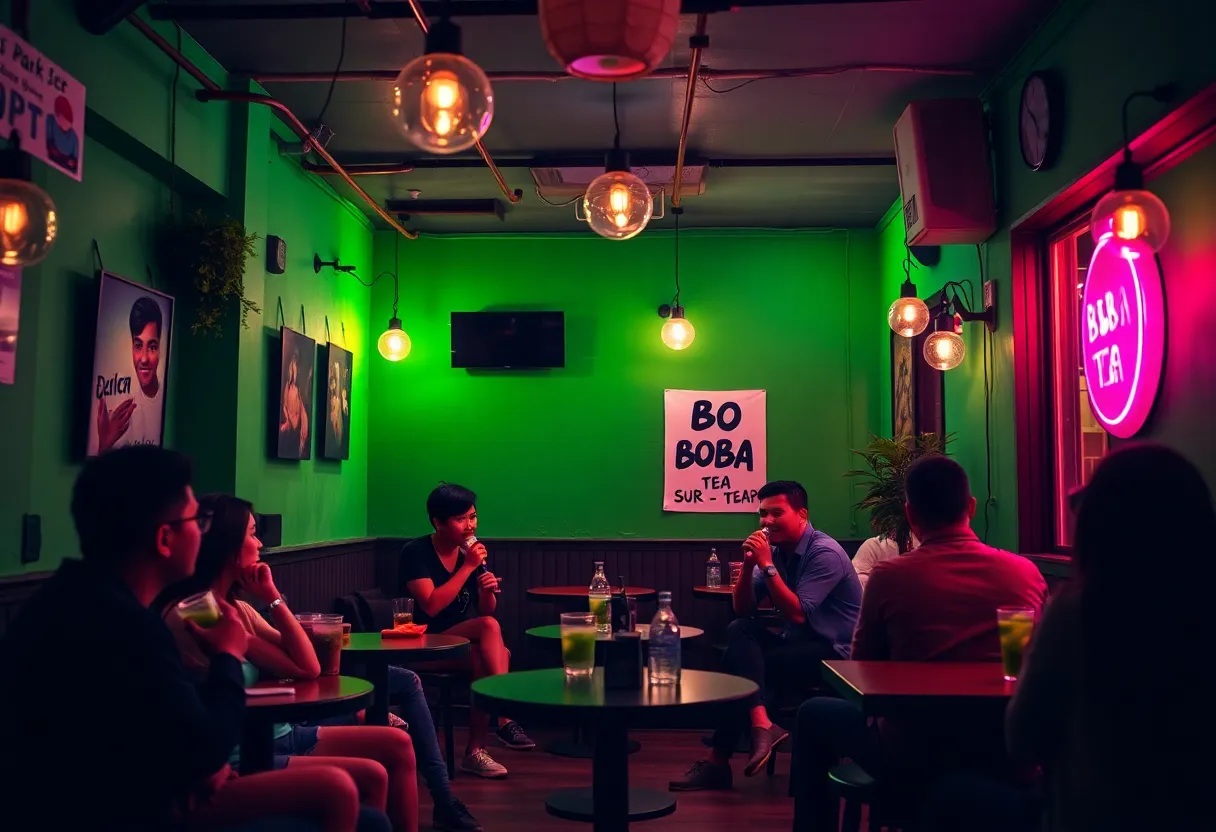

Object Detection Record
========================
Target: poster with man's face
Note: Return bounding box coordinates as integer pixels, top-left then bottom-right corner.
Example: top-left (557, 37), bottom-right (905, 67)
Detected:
top-left (86, 272), bottom-right (174, 457)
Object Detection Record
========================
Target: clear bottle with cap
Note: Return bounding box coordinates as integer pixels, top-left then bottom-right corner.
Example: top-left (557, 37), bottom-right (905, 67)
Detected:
top-left (648, 591), bottom-right (681, 685)
top-left (706, 547), bottom-right (721, 588)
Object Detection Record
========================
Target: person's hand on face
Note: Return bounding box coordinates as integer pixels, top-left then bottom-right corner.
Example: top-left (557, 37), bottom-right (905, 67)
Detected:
top-left (185, 598), bottom-right (249, 661)
top-left (238, 562), bottom-right (279, 605)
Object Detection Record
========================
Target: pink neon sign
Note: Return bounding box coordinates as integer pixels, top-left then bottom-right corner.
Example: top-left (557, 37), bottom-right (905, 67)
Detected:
top-left (1081, 232), bottom-right (1166, 439)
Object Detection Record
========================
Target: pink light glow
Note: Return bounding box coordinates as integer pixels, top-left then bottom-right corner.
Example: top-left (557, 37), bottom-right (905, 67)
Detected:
top-left (1081, 232), bottom-right (1166, 438)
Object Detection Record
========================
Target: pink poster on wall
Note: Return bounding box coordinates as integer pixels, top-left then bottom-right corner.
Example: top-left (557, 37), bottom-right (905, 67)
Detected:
top-left (663, 389), bottom-right (767, 513)
top-left (1081, 232), bottom-right (1166, 439)
top-left (0, 24), bottom-right (87, 180)
top-left (0, 265), bottom-right (20, 384)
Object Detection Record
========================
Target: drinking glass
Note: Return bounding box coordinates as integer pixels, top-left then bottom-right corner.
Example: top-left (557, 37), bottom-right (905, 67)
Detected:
top-left (559, 612), bottom-right (597, 677)
top-left (997, 607), bottom-right (1035, 682)
top-left (728, 561), bottom-right (744, 587)
top-left (176, 590), bottom-right (221, 628)
top-left (341, 622), bottom-right (352, 647)
top-left (392, 597), bottom-right (414, 628)
top-left (297, 613), bottom-right (344, 676)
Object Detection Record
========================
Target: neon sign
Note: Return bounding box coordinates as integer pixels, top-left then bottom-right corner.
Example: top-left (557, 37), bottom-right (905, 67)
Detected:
top-left (1081, 232), bottom-right (1166, 439)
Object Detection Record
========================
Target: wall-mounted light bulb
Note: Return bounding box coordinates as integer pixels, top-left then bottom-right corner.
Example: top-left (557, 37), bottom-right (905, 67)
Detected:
top-left (378, 317), bottom-right (412, 362)
top-left (888, 278), bottom-right (929, 337)
top-left (661, 312), bottom-right (695, 351)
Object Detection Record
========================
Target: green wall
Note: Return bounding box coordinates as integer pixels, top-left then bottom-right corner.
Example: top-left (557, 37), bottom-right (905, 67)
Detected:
top-left (366, 230), bottom-right (883, 541)
top-left (875, 0), bottom-right (1216, 552)
top-left (0, 1), bottom-right (374, 576)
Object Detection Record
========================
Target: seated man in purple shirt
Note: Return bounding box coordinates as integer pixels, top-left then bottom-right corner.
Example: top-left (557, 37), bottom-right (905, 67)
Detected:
top-left (669, 480), bottom-right (862, 791)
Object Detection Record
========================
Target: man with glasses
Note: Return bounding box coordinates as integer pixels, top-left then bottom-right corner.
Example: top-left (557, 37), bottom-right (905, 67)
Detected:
top-left (0, 447), bottom-right (390, 831)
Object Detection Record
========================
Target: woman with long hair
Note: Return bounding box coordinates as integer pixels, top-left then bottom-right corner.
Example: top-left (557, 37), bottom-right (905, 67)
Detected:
top-left (1006, 443), bottom-right (1216, 830)
top-left (158, 494), bottom-right (419, 832)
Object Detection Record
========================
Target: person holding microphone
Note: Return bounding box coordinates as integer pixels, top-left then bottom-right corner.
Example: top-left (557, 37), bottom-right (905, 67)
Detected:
top-left (399, 484), bottom-right (534, 780)
top-left (670, 480), bottom-right (862, 792)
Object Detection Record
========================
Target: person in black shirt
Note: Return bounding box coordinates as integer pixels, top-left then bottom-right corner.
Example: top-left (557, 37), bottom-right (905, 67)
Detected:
top-left (0, 446), bottom-right (388, 832)
top-left (399, 484), bottom-right (534, 778)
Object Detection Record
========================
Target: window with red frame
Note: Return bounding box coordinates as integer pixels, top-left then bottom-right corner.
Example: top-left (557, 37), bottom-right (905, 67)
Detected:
top-left (1048, 220), bottom-right (1111, 548)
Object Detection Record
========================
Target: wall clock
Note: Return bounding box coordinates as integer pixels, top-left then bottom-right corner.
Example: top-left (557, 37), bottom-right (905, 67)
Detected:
top-left (267, 235), bottom-right (287, 274)
top-left (1019, 72), bottom-right (1060, 171)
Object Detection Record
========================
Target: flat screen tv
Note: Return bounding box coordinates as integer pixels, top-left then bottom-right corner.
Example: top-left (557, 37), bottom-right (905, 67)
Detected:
top-left (451, 311), bottom-right (565, 369)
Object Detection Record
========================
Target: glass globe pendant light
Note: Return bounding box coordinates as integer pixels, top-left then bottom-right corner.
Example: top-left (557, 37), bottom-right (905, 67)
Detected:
top-left (584, 149), bottom-right (652, 240)
top-left (377, 269), bottom-right (411, 361)
top-left (888, 277), bottom-right (929, 337)
top-left (1090, 149), bottom-right (1170, 252)
top-left (661, 307), bottom-right (695, 350)
top-left (923, 304), bottom-right (965, 371)
top-left (0, 141), bottom-right (57, 267)
top-left (393, 10), bottom-right (494, 155)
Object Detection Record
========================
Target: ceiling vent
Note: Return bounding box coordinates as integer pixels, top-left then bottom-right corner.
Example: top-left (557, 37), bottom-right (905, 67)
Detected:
top-left (529, 164), bottom-right (707, 199)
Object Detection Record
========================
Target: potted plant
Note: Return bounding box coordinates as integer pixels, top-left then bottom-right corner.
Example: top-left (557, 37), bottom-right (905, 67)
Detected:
top-left (168, 209), bottom-right (260, 336)
top-left (845, 432), bottom-right (954, 553)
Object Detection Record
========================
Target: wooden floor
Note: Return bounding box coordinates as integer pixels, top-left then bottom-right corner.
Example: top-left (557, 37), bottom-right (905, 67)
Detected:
top-left (421, 728), bottom-right (795, 831)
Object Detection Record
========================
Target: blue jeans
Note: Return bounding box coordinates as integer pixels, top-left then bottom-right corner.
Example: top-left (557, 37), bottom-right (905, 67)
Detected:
top-left (315, 665), bottom-right (453, 803)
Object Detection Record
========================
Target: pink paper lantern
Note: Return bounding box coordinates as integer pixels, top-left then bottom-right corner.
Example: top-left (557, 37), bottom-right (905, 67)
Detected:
top-left (539, 0), bottom-right (682, 81)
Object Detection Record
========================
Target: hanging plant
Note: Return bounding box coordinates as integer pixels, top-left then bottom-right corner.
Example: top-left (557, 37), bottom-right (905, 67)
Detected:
top-left (844, 432), bottom-right (954, 553)
top-left (169, 210), bottom-right (260, 336)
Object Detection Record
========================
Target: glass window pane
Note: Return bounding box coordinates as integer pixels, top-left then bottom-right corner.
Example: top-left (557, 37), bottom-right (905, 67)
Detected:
top-left (1050, 223), bottom-right (1109, 547)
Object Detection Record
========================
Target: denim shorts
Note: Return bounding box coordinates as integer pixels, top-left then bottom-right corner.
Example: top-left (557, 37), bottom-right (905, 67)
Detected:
top-left (271, 724), bottom-right (321, 770)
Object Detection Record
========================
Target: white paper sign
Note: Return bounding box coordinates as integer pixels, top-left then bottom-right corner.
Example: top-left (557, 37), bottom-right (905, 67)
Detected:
top-left (663, 389), bottom-right (767, 513)
top-left (0, 24), bottom-right (86, 180)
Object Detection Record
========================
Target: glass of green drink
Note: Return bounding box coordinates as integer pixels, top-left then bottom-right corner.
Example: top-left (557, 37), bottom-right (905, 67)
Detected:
top-left (176, 590), bottom-right (221, 628)
top-left (560, 612), bottom-right (597, 677)
top-left (997, 607), bottom-right (1035, 682)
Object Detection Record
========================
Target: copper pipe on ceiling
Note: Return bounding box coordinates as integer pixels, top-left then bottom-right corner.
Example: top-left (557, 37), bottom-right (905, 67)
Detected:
top-left (404, 0), bottom-right (523, 204)
top-left (197, 90), bottom-right (420, 240)
top-left (250, 63), bottom-right (975, 84)
top-left (125, 16), bottom-right (418, 242)
top-left (672, 13), bottom-right (709, 209)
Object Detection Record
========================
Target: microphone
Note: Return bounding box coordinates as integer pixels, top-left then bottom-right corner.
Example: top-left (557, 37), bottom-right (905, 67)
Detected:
top-left (461, 535), bottom-right (500, 593)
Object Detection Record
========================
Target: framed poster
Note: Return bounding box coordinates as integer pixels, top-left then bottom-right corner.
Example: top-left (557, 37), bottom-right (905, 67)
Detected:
top-left (86, 272), bottom-right (174, 456)
top-left (320, 342), bottom-right (352, 460)
top-left (276, 326), bottom-right (316, 460)
top-left (891, 332), bottom-right (915, 438)
top-left (891, 329), bottom-right (946, 440)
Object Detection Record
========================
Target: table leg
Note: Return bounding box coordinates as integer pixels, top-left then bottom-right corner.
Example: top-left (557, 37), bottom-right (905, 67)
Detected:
top-left (240, 719), bottom-right (275, 775)
top-left (543, 717), bottom-right (675, 829)
top-left (546, 723), bottom-right (641, 758)
top-left (366, 657), bottom-right (391, 726)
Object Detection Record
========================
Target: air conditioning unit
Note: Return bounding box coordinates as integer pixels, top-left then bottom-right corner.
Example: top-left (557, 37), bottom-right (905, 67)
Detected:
top-left (893, 99), bottom-right (996, 246)
top-left (529, 164), bottom-right (708, 199)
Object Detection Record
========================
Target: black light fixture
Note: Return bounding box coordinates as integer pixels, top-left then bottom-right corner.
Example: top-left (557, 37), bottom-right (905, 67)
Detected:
top-left (313, 254), bottom-right (355, 274)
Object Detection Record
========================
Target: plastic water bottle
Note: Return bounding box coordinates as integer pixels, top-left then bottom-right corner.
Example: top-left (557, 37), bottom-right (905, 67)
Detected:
top-left (706, 547), bottom-right (721, 588)
top-left (588, 561), bottom-right (612, 636)
top-left (648, 591), bottom-right (681, 685)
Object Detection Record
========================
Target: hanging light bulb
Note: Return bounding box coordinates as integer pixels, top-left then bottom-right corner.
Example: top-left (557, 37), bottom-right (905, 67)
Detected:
top-left (0, 145), bottom-right (57, 267)
top-left (923, 306), bottom-right (964, 371)
top-left (661, 306), bottom-right (695, 351)
top-left (393, 17), bottom-right (493, 155)
top-left (888, 278), bottom-right (929, 337)
top-left (1090, 89), bottom-right (1173, 253)
top-left (378, 316), bottom-right (412, 362)
top-left (584, 149), bottom-right (652, 240)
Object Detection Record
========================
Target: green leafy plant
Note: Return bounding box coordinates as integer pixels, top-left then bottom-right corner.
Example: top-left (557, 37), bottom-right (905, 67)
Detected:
top-left (845, 432), bottom-right (954, 552)
top-left (171, 210), bottom-right (260, 336)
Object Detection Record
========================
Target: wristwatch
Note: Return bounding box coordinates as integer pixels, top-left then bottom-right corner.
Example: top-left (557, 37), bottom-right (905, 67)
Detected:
top-left (267, 597), bottom-right (284, 611)
top-left (764, 564), bottom-right (779, 579)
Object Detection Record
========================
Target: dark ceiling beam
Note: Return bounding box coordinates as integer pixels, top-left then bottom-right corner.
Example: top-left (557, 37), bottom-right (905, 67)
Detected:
top-left (148, 0), bottom-right (914, 21)
top-left (307, 154), bottom-right (895, 171)
top-left (76, 0), bottom-right (149, 34)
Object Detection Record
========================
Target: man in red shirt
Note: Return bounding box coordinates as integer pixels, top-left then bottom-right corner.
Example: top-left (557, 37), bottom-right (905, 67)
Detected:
top-left (791, 455), bottom-right (1047, 831)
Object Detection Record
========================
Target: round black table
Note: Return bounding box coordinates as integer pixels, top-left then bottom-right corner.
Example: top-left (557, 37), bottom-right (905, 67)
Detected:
top-left (524, 625), bottom-right (705, 758)
top-left (242, 676), bottom-right (374, 774)
top-left (342, 632), bottom-right (470, 725)
top-left (472, 668), bottom-right (757, 831)
top-left (526, 585), bottom-right (657, 602)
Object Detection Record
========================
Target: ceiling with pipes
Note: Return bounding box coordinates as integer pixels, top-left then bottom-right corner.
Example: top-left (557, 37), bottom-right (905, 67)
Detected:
top-left (157, 0), bottom-right (1059, 234)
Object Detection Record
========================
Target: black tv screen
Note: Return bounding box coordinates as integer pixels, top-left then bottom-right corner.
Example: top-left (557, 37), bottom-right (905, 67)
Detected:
top-left (451, 311), bottom-right (565, 369)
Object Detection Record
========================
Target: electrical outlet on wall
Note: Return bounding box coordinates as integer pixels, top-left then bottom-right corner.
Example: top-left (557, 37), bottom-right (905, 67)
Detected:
top-left (982, 280), bottom-right (997, 331)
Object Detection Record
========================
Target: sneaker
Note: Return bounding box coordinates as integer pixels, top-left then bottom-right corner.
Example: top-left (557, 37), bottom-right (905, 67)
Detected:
top-left (743, 724), bottom-right (789, 777)
top-left (460, 748), bottom-right (508, 779)
top-left (668, 760), bottom-right (732, 791)
top-left (495, 720), bottom-right (536, 750)
top-left (387, 712), bottom-right (409, 732)
top-left (433, 796), bottom-right (483, 831)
